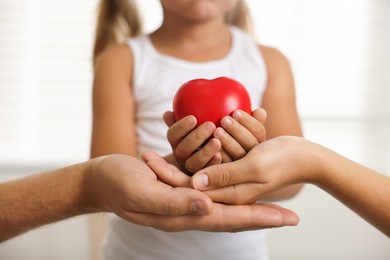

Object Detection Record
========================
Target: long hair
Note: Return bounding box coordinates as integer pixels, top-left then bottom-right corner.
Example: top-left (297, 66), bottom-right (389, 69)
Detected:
top-left (92, 0), bottom-right (253, 64)
top-left (93, 0), bottom-right (142, 64)
top-left (226, 1), bottom-right (253, 34)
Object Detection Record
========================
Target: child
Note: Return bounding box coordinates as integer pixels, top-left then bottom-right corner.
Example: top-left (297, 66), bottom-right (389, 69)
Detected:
top-left (91, 0), bottom-right (303, 259)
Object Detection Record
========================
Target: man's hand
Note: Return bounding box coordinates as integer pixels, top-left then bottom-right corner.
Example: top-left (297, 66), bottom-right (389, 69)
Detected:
top-left (138, 150), bottom-right (299, 231)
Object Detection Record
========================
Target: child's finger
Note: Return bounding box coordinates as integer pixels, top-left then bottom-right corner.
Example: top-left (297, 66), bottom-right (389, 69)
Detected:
top-left (214, 127), bottom-right (246, 160)
top-left (185, 138), bottom-right (221, 173)
top-left (162, 111), bottom-right (176, 127)
top-left (205, 152), bottom-right (223, 167)
top-left (219, 148), bottom-right (233, 163)
top-left (251, 108), bottom-right (267, 125)
top-left (174, 122), bottom-right (215, 163)
top-left (220, 116), bottom-right (259, 151)
top-left (232, 110), bottom-right (266, 143)
top-left (220, 117), bottom-right (258, 152)
top-left (166, 115), bottom-right (197, 147)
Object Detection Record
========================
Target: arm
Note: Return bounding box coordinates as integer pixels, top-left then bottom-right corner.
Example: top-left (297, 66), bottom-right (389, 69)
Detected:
top-left (0, 154), bottom-right (299, 243)
top-left (191, 136), bottom-right (390, 237)
top-left (312, 140), bottom-right (390, 237)
top-left (90, 45), bottom-right (137, 158)
top-left (259, 46), bottom-right (304, 200)
top-left (0, 162), bottom-right (90, 242)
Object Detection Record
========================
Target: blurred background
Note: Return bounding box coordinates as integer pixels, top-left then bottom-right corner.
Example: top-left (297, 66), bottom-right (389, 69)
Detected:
top-left (0, 0), bottom-right (389, 259)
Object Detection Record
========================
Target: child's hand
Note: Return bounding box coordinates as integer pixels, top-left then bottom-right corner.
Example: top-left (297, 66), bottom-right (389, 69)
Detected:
top-left (163, 111), bottom-right (223, 174)
top-left (214, 108), bottom-right (267, 162)
top-left (163, 108), bottom-right (266, 174)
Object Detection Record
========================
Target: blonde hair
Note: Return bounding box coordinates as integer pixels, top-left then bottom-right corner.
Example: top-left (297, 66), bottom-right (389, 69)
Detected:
top-left (226, 1), bottom-right (253, 34)
top-left (93, 0), bottom-right (253, 63)
top-left (93, 0), bottom-right (142, 64)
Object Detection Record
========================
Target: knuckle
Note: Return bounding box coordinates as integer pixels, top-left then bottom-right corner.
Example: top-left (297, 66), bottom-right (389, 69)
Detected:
top-left (221, 150), bottom-right (232, 163)
top-left (211, 207), bottom-right (226, 230)
top-left (177, 119), bottom-right (190, 131)
top-left (254, 127), bottom-right (266, 142)
top-left (246, 138), bottom-right (259, 151)
top-left (166, 129), bottom-right (176, 144)
top-left (194, 129), bottom-right (206, 141)
top-left (167, 197), bottom-right (182, 216)
top-left (215, 167), bottom-right (232, 187)
top-left (202, 143), bottom-right (217, 159)
top-left (174, 145), bottom-right (186, 158)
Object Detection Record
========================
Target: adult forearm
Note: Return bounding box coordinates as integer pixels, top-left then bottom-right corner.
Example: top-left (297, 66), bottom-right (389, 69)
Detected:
top-left (314, 145), bottom-right (390, 237)
top-left (0, 162), bottom-right (95, 242)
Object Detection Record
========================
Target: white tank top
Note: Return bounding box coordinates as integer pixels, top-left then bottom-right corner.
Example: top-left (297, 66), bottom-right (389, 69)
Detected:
top-left (103, 26), bottom-right (269, 260)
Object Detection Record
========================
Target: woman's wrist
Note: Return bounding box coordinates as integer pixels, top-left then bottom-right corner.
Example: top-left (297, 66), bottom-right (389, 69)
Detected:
top-left (304, 140), bottom-right (334, 187)
top-left (283, 137), bottom-right (328, 185)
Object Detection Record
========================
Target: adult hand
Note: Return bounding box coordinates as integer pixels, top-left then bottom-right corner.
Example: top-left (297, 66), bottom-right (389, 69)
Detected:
top-left (139, 150), bottom-right (299, 231)
top-left (86, 154), bottom-right (212, 217)
top-left (191, 136), bottom-right (313, 204)
top-left (0, 146), bottom-right (298, 243)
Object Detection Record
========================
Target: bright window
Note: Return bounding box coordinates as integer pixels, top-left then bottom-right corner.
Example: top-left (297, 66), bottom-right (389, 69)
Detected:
top-left (0, 0), bottom-right (96, 166)
top-left (248, 0), bottom-right (390, 171)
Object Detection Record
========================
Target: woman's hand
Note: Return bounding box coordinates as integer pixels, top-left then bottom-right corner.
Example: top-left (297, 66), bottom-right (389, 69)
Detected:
top-left (140, 150), bottom-right (299, 231)
top-left (190, 136), bottom-right (315, 204)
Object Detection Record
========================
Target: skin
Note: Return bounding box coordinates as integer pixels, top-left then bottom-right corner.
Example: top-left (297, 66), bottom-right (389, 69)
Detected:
top-left (163, 109), bottom-right (267, 173)
top-left (91, 0), bottom-right (242, 159)
top-left (91, 0), bottom-right (302, 201)
top-left (158, 1), bottom-right (304, 198)
top-left (0, 154), bottom-right (298, 243)
top-left (0, 0), bottom-right (305, 247)
top-left (189, 136), bottom-right (390, 237)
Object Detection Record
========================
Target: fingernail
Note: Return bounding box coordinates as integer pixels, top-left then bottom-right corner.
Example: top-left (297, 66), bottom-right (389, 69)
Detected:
top-left (193, 173), bottom-right (209, 189)
top-left (221, 116), bottom-right (232, 126)
top-left (205, 122), bottom-right (214, 133)
top-left (233, 110), bottom-right (243, 119)
top-left (188, 116), bottom-right (197, 126)
top-left (214, 127), bottom-right (225, 138)
top-left (192, 200), bottom-right (209, 215)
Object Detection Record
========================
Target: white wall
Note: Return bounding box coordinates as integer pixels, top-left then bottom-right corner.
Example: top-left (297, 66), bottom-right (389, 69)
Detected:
top-left (268, 187), bottom-right (389, 260)
top-left (0, 216), bottom-right (91, 260)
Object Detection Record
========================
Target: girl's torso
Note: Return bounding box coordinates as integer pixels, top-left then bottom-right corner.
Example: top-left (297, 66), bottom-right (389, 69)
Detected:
top-left (104, 26), bottom-right (269, 260)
